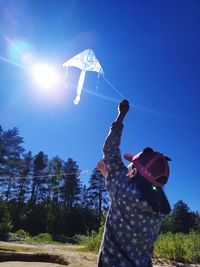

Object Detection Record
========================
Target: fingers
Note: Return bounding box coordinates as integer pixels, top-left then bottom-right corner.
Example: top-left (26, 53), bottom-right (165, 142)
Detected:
top-left (97, 160), bottom-right (103, 170)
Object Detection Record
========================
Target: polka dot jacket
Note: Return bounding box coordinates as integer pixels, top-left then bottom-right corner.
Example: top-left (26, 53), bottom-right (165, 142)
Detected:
top-left (97, 122), bottom-right (164, 267)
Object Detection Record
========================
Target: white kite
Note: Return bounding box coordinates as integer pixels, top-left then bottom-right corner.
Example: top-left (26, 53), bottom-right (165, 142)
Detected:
top-left (62, 49), bottom-right (104, 104)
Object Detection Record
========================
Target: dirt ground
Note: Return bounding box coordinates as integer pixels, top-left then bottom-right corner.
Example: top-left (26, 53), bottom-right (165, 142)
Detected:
top-left (0, 241), bottom-right (199, 267)
top-left (0, 263), bottom-right (61, 266)
top-left (0, 242), bottom-right (96, 267)
top-left (0, 263), bottom-right (200, 267)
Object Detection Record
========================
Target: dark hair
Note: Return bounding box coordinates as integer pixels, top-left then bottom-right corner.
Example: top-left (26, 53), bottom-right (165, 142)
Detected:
top-left (133, 172), bottom-right (171, 215)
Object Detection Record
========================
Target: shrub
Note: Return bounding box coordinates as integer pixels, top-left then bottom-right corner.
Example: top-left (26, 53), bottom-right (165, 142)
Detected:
top-left (85, 224), bottom-right (104, 252)
top-left (0, 219), bottom-right (13, 239)
top-left (183, 231), bottom-right (200, 263)
top-left (15, 229), bottom-right (30, 240)
top-left (154, 232), bottom-right (185, 261)
top-left (154, 231), bottom-right (200, 263)
top-left (31, 233), bottom-right (53, 243)
top-left (73, 234), bottom-right (87, 244)
top-left (7, 229), bottom-right (30, 242)
top-left (0, 201), bottom-right (13, 239)
top-left (53, 234), bottom-right (86, 244)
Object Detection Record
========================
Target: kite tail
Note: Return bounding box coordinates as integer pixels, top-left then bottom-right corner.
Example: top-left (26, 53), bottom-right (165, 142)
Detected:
top-left (95, 72), bottom-right (101, 92)
top-left (74, 70), bottom-right (86, 105)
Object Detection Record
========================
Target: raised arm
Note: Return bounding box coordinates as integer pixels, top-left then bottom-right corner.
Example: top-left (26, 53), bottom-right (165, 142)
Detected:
top-left (115, 99), bottom-right (130, 124)
top-left (102, 100), bottom-right (129, 177)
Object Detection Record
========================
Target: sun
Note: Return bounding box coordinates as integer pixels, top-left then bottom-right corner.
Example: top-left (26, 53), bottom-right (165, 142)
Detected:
top-left (31, 63), bottom-right (59, 89)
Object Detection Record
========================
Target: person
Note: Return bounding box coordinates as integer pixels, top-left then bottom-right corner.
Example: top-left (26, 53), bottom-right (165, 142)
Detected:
top-left (97, 99), bottom-right (171, 267)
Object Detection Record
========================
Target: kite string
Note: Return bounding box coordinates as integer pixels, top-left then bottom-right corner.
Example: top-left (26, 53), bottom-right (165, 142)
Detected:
top-left (63, 69), bottom-right (130, 106)
top-left (0, 169), bottom-right (92, 181)
top-left (101, 75), bottom-right (126, 100)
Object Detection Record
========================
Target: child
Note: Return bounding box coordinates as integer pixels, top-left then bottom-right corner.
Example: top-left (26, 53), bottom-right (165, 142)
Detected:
top-left (97, 99), bottom-right (171, 267)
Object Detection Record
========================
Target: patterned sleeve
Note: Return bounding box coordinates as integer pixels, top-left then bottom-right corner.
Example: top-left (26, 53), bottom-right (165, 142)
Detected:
top-left (103, 122), bottom-right (127, 187)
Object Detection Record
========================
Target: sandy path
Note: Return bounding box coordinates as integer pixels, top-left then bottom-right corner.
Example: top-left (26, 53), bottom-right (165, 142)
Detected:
top-left (0, 263), bottom-right (62, 266)
top-left (0, 242), bottom-right (97, 267)
top-left (1, 262), bottom-right (199, 267)
top-left (0, 242), bottom-right (199, 267)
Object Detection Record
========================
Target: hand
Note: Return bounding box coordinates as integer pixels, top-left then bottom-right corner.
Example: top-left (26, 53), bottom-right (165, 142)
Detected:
top-left (97, 160), bottom-right (108, 179)
top-left (118, 99), bottom-right (129, 115)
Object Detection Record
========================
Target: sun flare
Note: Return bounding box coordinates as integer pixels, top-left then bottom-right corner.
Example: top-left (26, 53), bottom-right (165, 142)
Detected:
top-left (31, 63), bottom-right (58, 89)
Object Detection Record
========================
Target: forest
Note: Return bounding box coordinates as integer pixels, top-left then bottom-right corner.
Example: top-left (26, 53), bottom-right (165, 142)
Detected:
top-left (0, 125), bottom-right (199, 241)
top-left (0, 125), bottom-right (109, 239)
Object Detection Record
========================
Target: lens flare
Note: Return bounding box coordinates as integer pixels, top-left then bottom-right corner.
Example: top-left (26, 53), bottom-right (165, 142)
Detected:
top-left (7, 38), bottom-right (34, 66)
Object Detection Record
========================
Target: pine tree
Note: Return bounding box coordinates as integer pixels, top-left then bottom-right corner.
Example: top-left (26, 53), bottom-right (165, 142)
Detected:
top-left (81, 185), bottom-right (91, 209)
top-left (14, 151), bottom-right (33, 205)
top-left (46, 156), bottom-right (65, 205)
top-left (195, 212), bottom-right (200, 232)
top-left (171, 200), bottom-right (196, 233)
top-left (29, 151), bottom-right (48, 205)
top-left (0, 126), bottom-right (5, 175)
top-left (88, 168), bottom-right (109, 227)
top-left (160, 214), bottom-right (174, 233)
top-left (0, 127), bottom-right (24, 201)
top-left (60, 158), bottom-right (82, 209)
top-left (0, 126), bottom-right (5, 195)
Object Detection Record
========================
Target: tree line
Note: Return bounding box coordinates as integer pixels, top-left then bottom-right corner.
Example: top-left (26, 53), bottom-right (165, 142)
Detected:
top-left (0, 125), bottom-right (199, 240)
top-left (0, 125), bottom-right (108, 238)
top-left (161, 200), bottom-right (200, 234)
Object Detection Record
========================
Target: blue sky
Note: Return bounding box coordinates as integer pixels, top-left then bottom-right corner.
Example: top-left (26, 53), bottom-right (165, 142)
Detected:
top-left (0, 0), bottom-right (199, 212)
